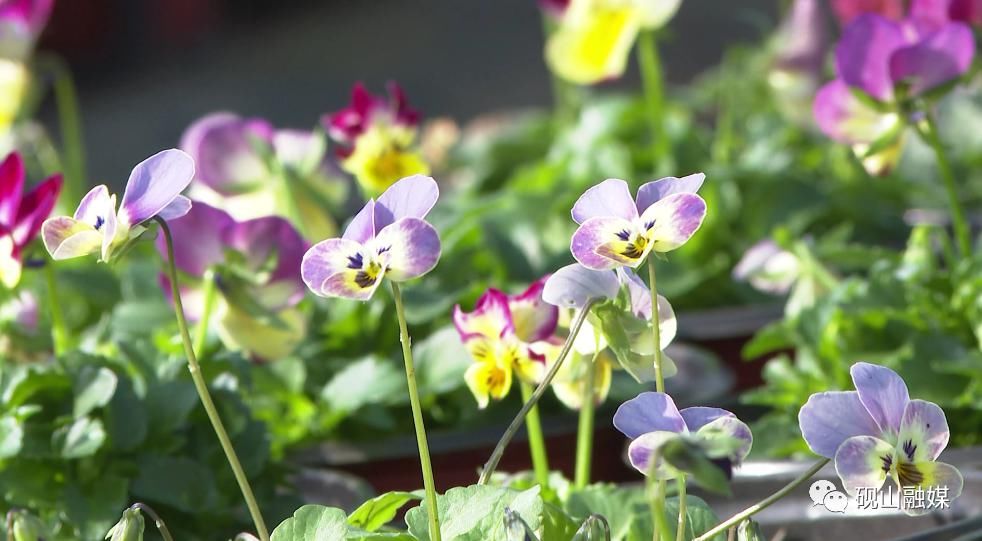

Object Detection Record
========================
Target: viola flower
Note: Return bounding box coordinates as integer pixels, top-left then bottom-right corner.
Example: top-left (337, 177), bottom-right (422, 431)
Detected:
top-left (570, 175), bottom-right (707, 271)
top-left (181, 112), bottom-right (339, 240)
top-left (732, 240), bottom-right (800, 296)
top-left (531, 310), bottom-right (615, 410)
top-left (301, 174), bottom-right (440, 301)
top-left (545, 0), bottom-right (641, 85)
top-left (769, 0), bottom-right (828, 126)
top-left (157, 201), bottom-right (307, 360)
top-left (0, 152), bottom-right (60, 288)
top-left (41, 149), bottom-right (193, 262)
top-left (453, 277), bottom-right (558, 408)
top-left (614, 392), bottom-right (753, 478)
top-left (323, 83), bottom-right (429, 195)
top-left (0, 289), bottom-right (37, 334)
top-left (831, 0), bottom-right (905, 25)
top-left (911, 0), bottom-right (982, 27)
top-left (799, 362), bottom-right (963, 515)
top-left (537, 0), bottom-right (570, 18)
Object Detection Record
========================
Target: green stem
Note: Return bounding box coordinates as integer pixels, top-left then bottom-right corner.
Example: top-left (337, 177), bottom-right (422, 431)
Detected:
top-left (647, 257), bottom-right (665, 393)
top-left (389, 282), bottom-right (441, 541)
top-left (647, 458), bottom-right (672, 541)
top-left (479, 301), bottom-right (597, 485)
top-left (637, 30), bottom-right (669, 174)
top-left (693, 459), bottom-right (830, 541)
top-left (675, 477), bottom-right (687, 541)
top-left (131, 503), bottom-right (174, 541)
top-left (519, 380), bottom-right (551, 488)
top-left (193, 269), bottom-right (219, 356)
top-left (155, 218), bottom-right (270, 541)
top-left (574, 350), bottom-right (599, 489)
top-left (921, 115), bottom-right (972, 257)
top-left (39, 55), bottom-right (86, 205)
top-left (44, 261), bottom-right (68, 356)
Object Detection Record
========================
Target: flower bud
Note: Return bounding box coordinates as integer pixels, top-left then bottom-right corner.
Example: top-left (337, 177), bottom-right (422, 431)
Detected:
top-left (104, 508), bottom-right (144, 541)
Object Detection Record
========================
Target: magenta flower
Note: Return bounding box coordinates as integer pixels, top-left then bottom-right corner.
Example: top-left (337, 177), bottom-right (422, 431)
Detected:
top-left (42, 149), bottom-right (193, 262)
top-left (570, 175), bottom-right (707, 271)
top-left (453, 278), bottom-right (558, 408)
top-left (798, 362), bottom-right (963, 515)
top-left (614, 392), bottom-right (753, 478)
top-left (537, 0), bottom-right (570, 18)
top-left (911, 0), bottom-right (982, 27)
top-left (0, 152), bottom-right (61, 288)
top-left (831, 0), bottom-right (906, 25)
top-left (301, 175), bottom-right (440, 301)
top-left (324, 82), bottom-right (419, 155)
top-left (0, 0), bottom-right (53, 56)
top-left (157, 201), bottom-right (307, 360)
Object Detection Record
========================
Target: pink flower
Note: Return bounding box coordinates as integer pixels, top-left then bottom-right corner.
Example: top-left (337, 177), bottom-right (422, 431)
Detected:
top-left (0, 152), bottom-right (61, 288)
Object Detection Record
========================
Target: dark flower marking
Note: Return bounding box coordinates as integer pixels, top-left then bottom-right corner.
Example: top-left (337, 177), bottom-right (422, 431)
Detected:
top-left (94, 215), bottom-right (105, 230)
top-left (347, 253), bottom-right (363, 269)
top-left (881, 454), bottom-right (893, 473)
top-left (903, 439), bottom-right (916, 462)
top-left (616, 229), bottom-right (631, 241)
top-left (897, 460), bottom-right (924, 487)
top-left (355, 270), bottom-right (377, 289)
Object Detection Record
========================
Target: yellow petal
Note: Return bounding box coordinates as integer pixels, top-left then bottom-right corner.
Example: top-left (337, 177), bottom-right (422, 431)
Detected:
top-left (0, 235), bottom-right (21, 289)
top-left (464, 360), bottom-right (512, 409)
top-left (546, 0), bottom-right (641, 85)
top-left (342, 125), bottom-right (430, 196)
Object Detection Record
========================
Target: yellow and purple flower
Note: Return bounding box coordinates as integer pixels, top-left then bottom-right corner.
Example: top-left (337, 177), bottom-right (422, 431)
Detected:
top-left (301, 174), bottom-right (440, 301)
top-left (798, 362), bottom-right (963, 515)
top-left (614, 392), bottom-right (753, 478)
top-left (157, 201), bottom-right (307, 361)
top-left (570, 175), bottom-right (707, 271)
top-left (323, 83), bottom-right (428, 195)
top-left (41, 149), bottom-right (193, 262)
top-left (453, 277), bottom-right (559, 408)
top-left (0, 152), bottom-right (60, 288)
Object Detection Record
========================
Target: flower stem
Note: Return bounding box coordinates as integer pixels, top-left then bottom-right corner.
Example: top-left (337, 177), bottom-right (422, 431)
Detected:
top-left (131, 503), bottom-right (174, 541)
top-left (647, 457), bottom-right (672, 541)
top-left (675, 477), bottom-right (687, 541)
top-left (43, 261), bottom-right (68, 356)
top-left (478, 300), bottom-right (597, 485)
top-left (518, 380), bottom-right (551, 488)
top-left (574, 350), bottom-right (600, 489)
top-left (39, 55), bottom-right (86, 205)
top-left (637, 30), bottom-right (670, 174)
top-left (155, 217), bottom-right (270, 541)
top-left (647, 257), bottom-right (665, 393)
top-left (389, 281), bottom-right (441, 541)
top-left (693, 458), bottom-right (830, 541)
top-left (921, 114), bottom-right (972, 257)
top-left (193, 268), bottom-right (219, 356)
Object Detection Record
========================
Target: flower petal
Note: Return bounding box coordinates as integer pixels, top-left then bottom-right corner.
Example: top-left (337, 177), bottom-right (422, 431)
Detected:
top-left (0, 152), bottom-right (24, 226)
top-left (342, 199), bottom-right (376, 244)
top-left (694, 415), bottom-right (754, 464)
top-left (798, 391), bottom-right (882, 458)
top-left (223, 215), bottom-right (307, 309)
top-left (465, 360), bottom-right (512, 409)
top-left (301, 237), bottom-right (375, 299)
top-left (851, 362), bottom-right (910, 436)
top-left (571, 179), bottom-right (639, 224)
top-left (542, 263), bottom-right (620, 309)
top-left (833, 435), bottom-right (893, 495)
top-left (897, 399), bottom-right (949, 463)
top-left (813, 79), bottom-right (901, 145)
top-left (888, 22), bottom-right (975, 96)
top-left (453, 288), bottom-right (515, 342)
top-left (217, 303), bottom-right (305, 361)
top-left (613, 391), bottom-right (686, 439)
top-left (373, 174), bottom-right (439, 232)
top-left (635, 173), bottom-right (705, 214)
top-left (572, 216), bottom-right (636, 270)
top-left (638, 192), bottom-right (707, 253)
top-left (119, 149), bottom-right (195, 226)
top-left (156, 201), bottom-right (231, 277)
top-left (507, 277), bottom-right (559, 343)
top-left (627, 431), bottom-right (679, 478)
top-left (157, 195), bottom-right (192, 221)
top-left (73, 184), bottom-right (113, 226)
top-left (10, 173), bottom-right (61, 247)
top-left (836, 14), bottom-right (906, 101)
top-left (679, 407), bottom-right (736, 432)
top-left (899, 461), bottom-right (963, 516)
top-left (41, 216), bottom-right (101, 260)
top-left (372, 217), bottom-right (440, 281)
top-left (99, 196), bottom-right (118, 262)
top-left (0, 233), bottom-right (21, 289)
top-left (180, 113), bottom-right (273, 195)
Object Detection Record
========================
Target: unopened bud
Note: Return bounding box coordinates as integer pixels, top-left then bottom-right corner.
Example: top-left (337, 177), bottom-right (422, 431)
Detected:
top-left (105, 508), bottom-right (144, 541)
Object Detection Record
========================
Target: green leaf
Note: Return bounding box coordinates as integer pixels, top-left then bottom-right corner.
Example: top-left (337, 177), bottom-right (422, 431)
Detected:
top-left (567, 484), bottom-right (647, 540)
top-left (65, 475), bottom-right (129, 540)
top-left (663, 495), bottom-right (724, 541)
top-left (131, 456), bottom-right (218, 513)
top-left (73, 366), bottom-right (118, 418)
top-left (348, 491), bottom-right (421, 532)
top-left (3, 367), bottom-right (71, 408)
top-left (105, 377), bottom-right (148, 452)
top-left (271, 505), bottom-right (347, 541)
top-left (660, 439), bottom-right (731, 496)
top-left (0, 415), bottom-right (24, 458)
top-left (54, 417), bottom-right (106, 459)
top-left (405, 485), bottom-right (543, 541)
top-left (414, 326), bottom-right (471, 398)
top-left (322, 356), bottom-right (407, 412)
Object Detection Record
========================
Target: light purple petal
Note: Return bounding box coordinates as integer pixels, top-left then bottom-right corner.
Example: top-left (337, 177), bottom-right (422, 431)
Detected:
top-left (542, 263), bottom-right (620, 309)
top-left (507, 277), bottom-right (559, 343)
top-left (613, 391), bottom-right (686, 439)
top-left (627, 431), bottom-right (679, 478)
top-left (41, 216), bottom-right (101, 260)
top-left (119, 149), bottom-right (195, 226)
top-left (99, 198), bottom-right (118, 262)
top-left (180, 112), bottom-right (274, 195)
top-left (694, 415), bottom-right (754, 463)
top-left (343, 199), bottom-right (377, 244)
top-left (372, 217), bottom-right (440, 282)
top-left (73, 185), bottom-right (113, 226)
top-left (910, 0), bottom-right (954, 30)
top-left (813, 79), bottom-right (898, 145)
top-left (850, 362), bottom-right (910, 436)
top-left (836, 14), bottom-right (906, 101)
top-left (617, 268), bottom-right (652, 320)
top-left (155, 201), bottom-right (231, 277)
top-left (301, 237), bottom-right (365, 297)
top-left (897, 399), bottom-right (949, 462)
top-left (888, 22), bottom-right (975, 96)
top-left (373, 175), bottom-right (439, 232)
top-left (571, 216), bottom-right (634, 270)
top-left (157, 195), bottom-right (192, 221)
top-left (571, 179), bottom-right (639, 225)
top-left (679, 407), bottom-right (736, 432)
top-left (798, 391), bottom-right (882, 458)
top-left (225, 215), bottom-right (307, 309)
top-left (453, 288), bottom-right (514, 341)
top-left (638, 192), bottom-right (707, 253)
top-left (635, 173), bottom-right (705, 213)
top-left (834, 435), bottom-right (893, 495)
